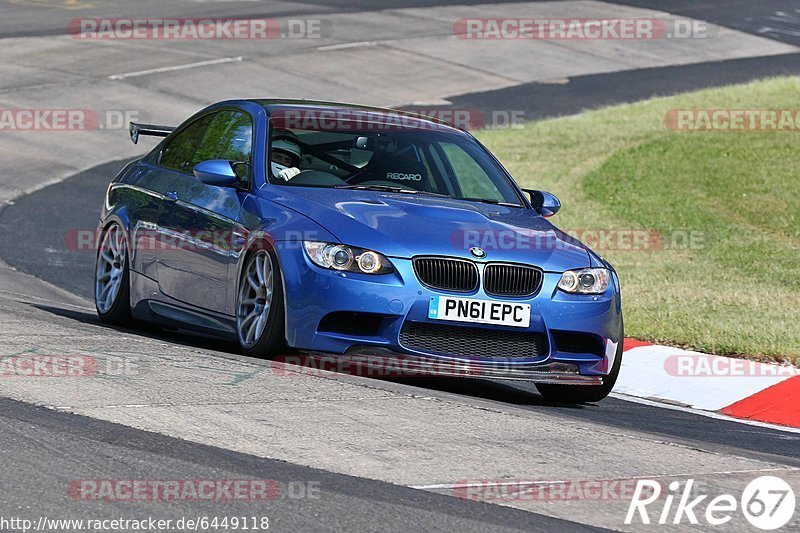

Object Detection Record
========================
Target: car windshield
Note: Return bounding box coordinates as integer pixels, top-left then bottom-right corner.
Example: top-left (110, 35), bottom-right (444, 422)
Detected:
top-left (266, 115), bottom-right (523, 205)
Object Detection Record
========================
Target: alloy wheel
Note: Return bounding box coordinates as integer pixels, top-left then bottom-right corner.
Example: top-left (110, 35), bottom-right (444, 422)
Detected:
top-left (95, 224), bottom-right (127, 315)
top-left (237, 251), bottom-right (274, 348)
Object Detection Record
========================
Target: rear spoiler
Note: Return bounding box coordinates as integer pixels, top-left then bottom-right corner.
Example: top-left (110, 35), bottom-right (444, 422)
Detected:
top-left (129, 122), bottom-right (175, 144)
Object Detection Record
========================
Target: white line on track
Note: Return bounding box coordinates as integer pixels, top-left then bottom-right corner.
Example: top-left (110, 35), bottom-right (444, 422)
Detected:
top-left (317, 41), bottom-right (383, 51)
top-left (108, 56), bottom-right (244, 80)
top-left (610, 392), bottom-right (800, 434)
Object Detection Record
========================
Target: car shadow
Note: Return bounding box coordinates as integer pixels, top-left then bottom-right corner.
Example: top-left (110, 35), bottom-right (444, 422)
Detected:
top-left (30, 304), bottom-right (241, 354)
top-left (384, 375), bottom-right (591, 408)
top-left (31, 302), bottom-right (591, 409)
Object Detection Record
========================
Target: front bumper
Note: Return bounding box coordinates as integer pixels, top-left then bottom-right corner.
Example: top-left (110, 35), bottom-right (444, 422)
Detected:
top-left (278, 246), bottom-right (622, 383)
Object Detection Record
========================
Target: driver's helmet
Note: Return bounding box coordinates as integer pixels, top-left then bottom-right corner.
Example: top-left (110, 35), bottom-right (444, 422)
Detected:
top-left (271, 131), bottom-right (302, 168)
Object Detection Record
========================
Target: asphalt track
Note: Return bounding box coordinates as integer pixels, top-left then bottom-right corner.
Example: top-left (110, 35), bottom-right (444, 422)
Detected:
top-left (0, 0), bottom-right (529, 39)
top-left (3, 0), bottom-right (798, 44)
top-left (405, 52), bottom-right (800, 121)
top-left (610, 0), bottom-right (800, 47)
top-left (2, 0), bottom-right (800, 531)
top-left (1, 397), bottom-right (599, 532)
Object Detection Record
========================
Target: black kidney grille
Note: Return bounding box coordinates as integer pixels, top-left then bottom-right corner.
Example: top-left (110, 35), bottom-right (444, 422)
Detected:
top-left (484, 263), bottom-right (543, 297)
top-left (399, 322), bottom-right (547, 359)
top-left (413, 257), bottom-right (479, 292)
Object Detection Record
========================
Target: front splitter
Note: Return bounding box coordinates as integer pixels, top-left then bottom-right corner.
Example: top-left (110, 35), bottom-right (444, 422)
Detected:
top-left (277, 349), bottom-right (603, 385)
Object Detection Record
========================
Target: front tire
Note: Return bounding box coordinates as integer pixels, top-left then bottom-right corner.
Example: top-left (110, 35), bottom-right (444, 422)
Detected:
top-left (236, 249), bottom-right (286, 358)
top-left (536, 321), bottom-right (624, 404)
top-left (95, 222), bottom-right (132, 325)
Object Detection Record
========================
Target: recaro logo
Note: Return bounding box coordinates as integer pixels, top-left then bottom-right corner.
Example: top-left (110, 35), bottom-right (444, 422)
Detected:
top-left (386, 172), bottom-right (422, 181)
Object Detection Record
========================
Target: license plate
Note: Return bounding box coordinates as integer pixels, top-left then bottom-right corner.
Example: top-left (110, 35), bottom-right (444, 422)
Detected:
top-left (428, 295), bottom-right (530, 328)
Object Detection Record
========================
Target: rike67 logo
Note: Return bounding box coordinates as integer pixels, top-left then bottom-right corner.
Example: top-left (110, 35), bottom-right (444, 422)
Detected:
top-left (626, 476), bottom-right (796, 530)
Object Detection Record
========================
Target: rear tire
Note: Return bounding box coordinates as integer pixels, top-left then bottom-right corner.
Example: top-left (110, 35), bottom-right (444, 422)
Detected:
top-left (536, 321), bottom-right (624, 404)
top-left (94, 222), bottom-right (132, 325)
top-left (236, 249), bottom-right (286, 358)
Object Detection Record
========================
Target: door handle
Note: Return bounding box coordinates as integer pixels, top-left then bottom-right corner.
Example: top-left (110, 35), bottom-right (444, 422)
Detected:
top-left (165, 191), bottom-right (178, 203)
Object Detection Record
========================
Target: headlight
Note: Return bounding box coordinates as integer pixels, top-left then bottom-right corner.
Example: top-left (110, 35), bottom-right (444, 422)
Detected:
top-left (557, 268), bottom-right (610, 294)
top-left (303, 241), bottom-right (394, 274)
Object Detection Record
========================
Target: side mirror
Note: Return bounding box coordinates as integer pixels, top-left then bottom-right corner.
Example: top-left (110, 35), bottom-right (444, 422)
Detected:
top-left (193, 160), bottom-right (238, 187)
top-left (523, 189), bottom-right (561, 217)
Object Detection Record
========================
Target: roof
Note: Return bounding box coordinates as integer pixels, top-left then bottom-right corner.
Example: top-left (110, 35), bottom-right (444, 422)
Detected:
top-left (251, 99), bottom-right (466, 134)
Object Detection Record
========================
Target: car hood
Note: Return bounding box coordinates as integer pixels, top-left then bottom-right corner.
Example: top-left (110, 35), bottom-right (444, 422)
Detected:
top-left (267, 187), bottom-right (592, 271)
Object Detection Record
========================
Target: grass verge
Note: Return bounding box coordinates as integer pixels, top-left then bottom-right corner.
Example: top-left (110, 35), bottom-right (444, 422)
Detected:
top-left (476, 76), bottom-right (800, 363)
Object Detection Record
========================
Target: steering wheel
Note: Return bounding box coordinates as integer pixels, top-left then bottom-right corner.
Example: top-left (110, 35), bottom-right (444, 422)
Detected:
top-left (285, 170), bottom-right (347, 187)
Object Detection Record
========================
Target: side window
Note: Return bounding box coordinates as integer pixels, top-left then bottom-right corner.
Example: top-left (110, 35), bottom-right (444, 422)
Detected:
top-left (159, 115), bottom-right (214, 173)
top-left (192, 111), bottom-right (253, 167)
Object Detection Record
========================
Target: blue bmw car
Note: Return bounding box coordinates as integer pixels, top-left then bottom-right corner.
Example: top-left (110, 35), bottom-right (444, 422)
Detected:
top-left (94, 100), bottom-right (623, 403)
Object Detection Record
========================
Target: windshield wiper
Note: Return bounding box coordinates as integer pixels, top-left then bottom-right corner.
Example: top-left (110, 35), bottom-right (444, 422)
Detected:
top-left (335, 184), bottom-right (450, 198)
top-left (461, 197), bottom-right (522, 208)
top-left (334, 185), bottom-right (518, 205)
